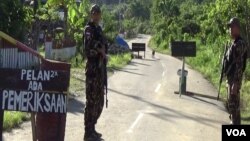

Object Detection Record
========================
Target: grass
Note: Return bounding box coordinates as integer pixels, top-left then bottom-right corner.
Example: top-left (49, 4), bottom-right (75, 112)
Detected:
top-left (3, 112), bottom-right (29, 131)
top-left (69, 68), bottom-right (85, 97)
top-left (149, 37), bottom-right (250, 124)
top-left (240, 80), bottom-right (250, 124)
top-left (108, 53), bottom-right (132, 69)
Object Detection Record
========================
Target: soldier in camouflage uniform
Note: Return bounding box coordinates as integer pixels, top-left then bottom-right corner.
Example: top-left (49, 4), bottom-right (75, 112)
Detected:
top-left (83, 5), bottom-right (107, 141)
top-left (225, 17), bottom-right (247, 125)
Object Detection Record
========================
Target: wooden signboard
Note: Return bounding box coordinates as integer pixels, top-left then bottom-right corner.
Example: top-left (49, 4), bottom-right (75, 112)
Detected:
top-left (0, 69), bottom-right (70, 92)
top-left (0, 31), bottom-right (71, 141)
top-left (0, 69), bottom-right (69, 113)
top-left (132, 43), bottom-right (146, 58)
top-left (0, 68), bottom-right (70, 141)
top-left (170, 41), bottom-right (196, 57)
top-left (132, 43), bottom-right (146, 52)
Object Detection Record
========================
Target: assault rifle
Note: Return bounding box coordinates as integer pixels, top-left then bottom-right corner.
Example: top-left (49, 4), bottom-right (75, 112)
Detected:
top-left (217, 42), bottom-right (229, 100)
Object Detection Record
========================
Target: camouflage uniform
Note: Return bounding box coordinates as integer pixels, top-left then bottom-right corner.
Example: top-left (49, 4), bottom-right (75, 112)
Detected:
top-left (84, 21), bottom-right (106, 136)
top-left (225, 36), bottom-right (247, 125)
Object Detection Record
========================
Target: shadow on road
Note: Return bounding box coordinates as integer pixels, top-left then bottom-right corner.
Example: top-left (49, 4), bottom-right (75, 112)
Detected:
top-left (186, 91), bottom-right (218, 100)
top-left (108, 67), bottom-right (138, 71)
top-left (111, 68), bottom-right (146, 76)
top-left (109, 88), bottom-right (226, 128)
top-left (143, 58), bottom-right (160, 62)
top-left (175, 91), bottom-right (226, 112)
top-left (67, 97), bottom-right (85, 114)
top-left (129, 61), bottom-right (151, 66)
top-left (127, 62), bottom-right (137, 67)
top-left (184, 94), bottom-right (218, 106)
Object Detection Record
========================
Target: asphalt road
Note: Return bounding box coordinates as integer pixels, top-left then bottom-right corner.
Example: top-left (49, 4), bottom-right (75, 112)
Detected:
top-left (3, 35), bottom-right (229, 141)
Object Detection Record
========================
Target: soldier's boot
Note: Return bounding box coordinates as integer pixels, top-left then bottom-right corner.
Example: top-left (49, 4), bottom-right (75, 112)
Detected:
top-left (93, 126), bottom-right (102, 138)
top-left (231, 109), bottom-right (241, 125)
top-left (84, 126), bottom-right (97, 141)
top-left (228, 103), bottom-right (234, 124)
top-left (84, 131), bottom-right (103, 141)
top-left (84, 134), bottom-right (97, 141)
top-left (84, 133), bottom-right (104, 141)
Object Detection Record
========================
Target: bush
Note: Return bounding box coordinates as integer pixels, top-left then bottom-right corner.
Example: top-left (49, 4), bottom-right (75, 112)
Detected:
top-left (4, 112), bottom-right (29, 130)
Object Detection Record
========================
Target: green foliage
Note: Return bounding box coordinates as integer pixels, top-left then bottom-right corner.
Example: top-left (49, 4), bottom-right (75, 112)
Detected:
top-left (69, 0), bottom-right (90, 44)
top-left (150, 0), bottom-right (250, 51)
top-left (70, 53), bottom-right (86, 68)
top-left (125, 0), bottom-right (151, 21)
top-left (36, 6), bottom-right (60, 21)
top-left (182, 22), bottom-right (201, 36)
top-left (101, 5), bottom-right (119, 41)
top-left (151, 0), bottom-right (205, 48)
top-left (68, 0), bottom-right (90, 32)
top-left (0, 0), bottom-right (27, 40)
top-left (106, 0), bottom-right (153, 38)
top-left (108, 53), bottom-right (132, 69)
top-left (4, 112), bottom-right (29, 130)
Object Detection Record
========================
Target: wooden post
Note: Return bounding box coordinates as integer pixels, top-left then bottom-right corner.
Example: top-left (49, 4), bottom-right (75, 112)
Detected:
top-left (179, 57), bottom-right (185, 97)
top-left (0, 110), bottom-right (4, 141)
top-left (31, 113), bottom-right (37, 141)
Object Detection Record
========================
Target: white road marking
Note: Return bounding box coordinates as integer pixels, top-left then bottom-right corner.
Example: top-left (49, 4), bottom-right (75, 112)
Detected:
top-left (162, 72), bottom-right (165, 77)
top-left (155, 84), bottom-right (161, 93)
top-left (161, 62), bottom-right (167, 69)
top-left (127, 113), bottom-right (144, 133)
top-left (161, 62), bottom-right (164, 68)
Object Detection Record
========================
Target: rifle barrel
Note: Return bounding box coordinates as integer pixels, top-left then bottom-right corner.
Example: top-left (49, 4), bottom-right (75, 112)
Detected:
top-left (217, 42), bottom-right (229, 100)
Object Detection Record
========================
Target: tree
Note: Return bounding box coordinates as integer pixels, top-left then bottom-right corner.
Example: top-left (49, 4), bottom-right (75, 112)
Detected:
top-left (0, 0), bottom-right (26, 40)
top-left (45, 0), bottom-right (90, 47)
